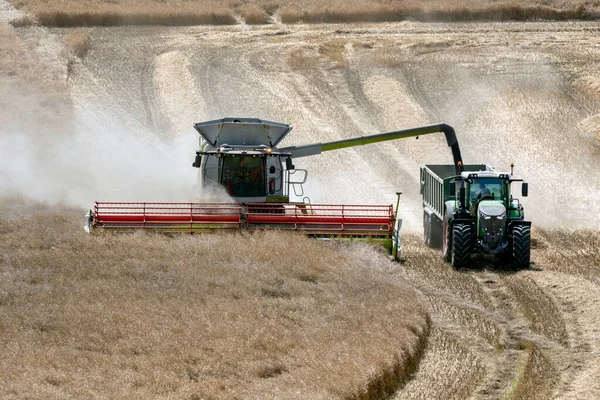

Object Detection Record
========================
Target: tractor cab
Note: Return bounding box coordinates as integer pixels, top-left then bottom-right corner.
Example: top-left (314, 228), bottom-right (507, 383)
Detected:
top-left (464, 172), bottom-right (510, 216)
top-left (453, 169), bottom-right (528, 253)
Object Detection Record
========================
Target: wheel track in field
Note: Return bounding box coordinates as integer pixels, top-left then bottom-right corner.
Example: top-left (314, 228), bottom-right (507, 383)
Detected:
top-left (469, 268), bottom-right (563, 399)
top-left (395, 266), bottom-right (515, 399)
top-left (521, 270), bottom-right (600, 399)
top-left (395, 235), bottom-right (583, 399)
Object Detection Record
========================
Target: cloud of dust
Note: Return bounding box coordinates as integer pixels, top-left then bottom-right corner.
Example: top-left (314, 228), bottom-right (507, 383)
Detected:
top-left (431, 54), bottom-right (600, 230)
top-left (0, 103), bottom-right (232, 210)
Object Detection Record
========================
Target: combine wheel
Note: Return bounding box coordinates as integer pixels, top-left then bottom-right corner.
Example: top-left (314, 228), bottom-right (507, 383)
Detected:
top-left (511, 225), bottom-right (531, 269)
top-left (452, 223), bottom-right (474, 269)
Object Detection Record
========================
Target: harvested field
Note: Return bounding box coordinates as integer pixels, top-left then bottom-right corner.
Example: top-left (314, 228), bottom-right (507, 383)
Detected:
top-left (5, 0), bottom-right (600, 27)
top-left (1, 2), bottom-right (600, 399)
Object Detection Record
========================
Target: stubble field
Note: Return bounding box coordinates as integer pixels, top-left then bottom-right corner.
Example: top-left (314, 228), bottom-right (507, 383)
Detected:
top-left (1, 1), bottom-right (600, 399)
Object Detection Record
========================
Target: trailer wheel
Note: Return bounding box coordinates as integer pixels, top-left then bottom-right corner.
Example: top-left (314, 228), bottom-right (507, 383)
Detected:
top-left (424, 212), bottom-right (442, 249)
top-left (442, 217), bottom-right (452, 261)
top-left (429, 215), bottom-right (442, 249)
top-left (511, 225), bottom-right (531, 269)
top-left (452, 223), bottom-right (474, 269)
top-left (423, 212), bottom-right (431, 247)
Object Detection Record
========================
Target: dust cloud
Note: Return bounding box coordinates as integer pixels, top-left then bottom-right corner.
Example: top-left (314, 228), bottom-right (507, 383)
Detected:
top-left (0, 16), bottom-right (217, 211)
top-left (0, 100), bottom-right (216, 210)
top-left (3, 21), bottom-right (600, 232)
top-left (404, 50), bottom-right (600, 230)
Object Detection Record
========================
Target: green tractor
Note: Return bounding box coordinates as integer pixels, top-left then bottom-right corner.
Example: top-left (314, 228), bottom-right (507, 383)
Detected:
top-left (421, 163), bottom-right (530, 269)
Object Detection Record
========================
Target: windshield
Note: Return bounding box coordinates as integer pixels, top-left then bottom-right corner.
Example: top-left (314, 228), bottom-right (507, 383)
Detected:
top-left (468, 178), bottom-right (505, 202)
top-left (221, 156), bottom-right (265, 197)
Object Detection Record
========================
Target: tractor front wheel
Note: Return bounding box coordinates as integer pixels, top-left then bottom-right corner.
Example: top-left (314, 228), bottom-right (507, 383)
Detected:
top-left (452, 223), bottom-right (474, 269)
top-left (511, 225), bottom-right (531, 269)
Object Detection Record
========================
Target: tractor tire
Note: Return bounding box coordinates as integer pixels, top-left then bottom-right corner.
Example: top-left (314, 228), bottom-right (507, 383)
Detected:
top-left (511, 225), bottom-right (531, 269)
top-left (429, 215), bottom-right (443, 249)
top-left (452, 223), bottom-right (474, 269)
top-left (442, 217), bottom-right (452, 261)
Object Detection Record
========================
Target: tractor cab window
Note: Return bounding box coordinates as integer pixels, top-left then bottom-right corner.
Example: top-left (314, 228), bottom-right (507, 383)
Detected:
top-left (469, 178), bottom-right (505, 203)
top-left (221, 156), bottom-right (265, 197)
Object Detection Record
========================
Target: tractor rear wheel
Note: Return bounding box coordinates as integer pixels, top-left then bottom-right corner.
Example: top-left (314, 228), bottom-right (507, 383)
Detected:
top-left (511, 225), bottom-right (531, 269)
top-left (452, 223), bottom-right (474, 269)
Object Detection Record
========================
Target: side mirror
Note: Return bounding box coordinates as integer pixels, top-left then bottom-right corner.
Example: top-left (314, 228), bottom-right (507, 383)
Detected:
top-left (285, 157), bottom-right (294, 170)
top-left (449, 182), bottom-right (456, 196)
top-left (192, 153), bottom-right (202, 168)
top-left (522, 182), bottom-right (528, 197)
top-left (459, 187), bottom-right (466, 207)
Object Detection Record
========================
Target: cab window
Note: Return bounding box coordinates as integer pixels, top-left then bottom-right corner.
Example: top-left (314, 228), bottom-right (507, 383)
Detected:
top-left (469, 178), bottom-right (505, 202)
top-left (221, 156), bottom-right (265, 197)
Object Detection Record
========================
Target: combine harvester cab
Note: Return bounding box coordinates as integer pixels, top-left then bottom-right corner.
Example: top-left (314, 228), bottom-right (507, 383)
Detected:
top-left (87, 117), bottom-right (464, 262)
top-left (420, 163), bottom-right (530, 269)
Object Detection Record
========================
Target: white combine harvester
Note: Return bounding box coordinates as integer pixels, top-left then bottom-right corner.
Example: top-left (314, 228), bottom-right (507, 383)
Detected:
top-left (86, 117), bottom-right (464, 261)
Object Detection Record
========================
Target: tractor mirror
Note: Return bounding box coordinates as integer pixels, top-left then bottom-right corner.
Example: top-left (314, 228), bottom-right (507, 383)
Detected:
top-left (522, 182), bottom-right (528, 197)
top-left (459, 187), bottom-right (466, 207)
top-left (449, 182), bottom-right (456, 195)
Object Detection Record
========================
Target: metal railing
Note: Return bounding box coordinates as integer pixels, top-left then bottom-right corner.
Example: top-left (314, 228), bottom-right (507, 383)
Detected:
top-left (92, 201), bottom-right (394, 237)
top-left (245, 203), bottom-right (394, 237)
top-left (93, 202), bottom-right (243, 232)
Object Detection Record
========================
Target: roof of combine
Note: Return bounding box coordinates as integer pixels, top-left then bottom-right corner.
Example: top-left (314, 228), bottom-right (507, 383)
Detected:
top-left (194, 118), bottom-right (292, 148)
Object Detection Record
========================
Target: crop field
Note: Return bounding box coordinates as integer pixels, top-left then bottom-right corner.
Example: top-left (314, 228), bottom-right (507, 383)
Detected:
top-left (6, 0), bottom-right (600, 27)
top-left (1, 0), bottom-right (600, 399)
top-left (0, 201), bottom-right (430, 398)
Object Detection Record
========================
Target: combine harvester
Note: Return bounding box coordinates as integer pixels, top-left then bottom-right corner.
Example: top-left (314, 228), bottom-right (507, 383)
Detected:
top-left (420, 163), bottom-right (530, 269)
top-left (86, 118), bottom-right (464, 260)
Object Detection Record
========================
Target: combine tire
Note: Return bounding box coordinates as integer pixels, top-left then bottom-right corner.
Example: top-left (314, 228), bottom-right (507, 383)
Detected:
top-left (511, 225), bottom-right (531, 269)
top-left (452, 223), bottom-right (474, 269)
